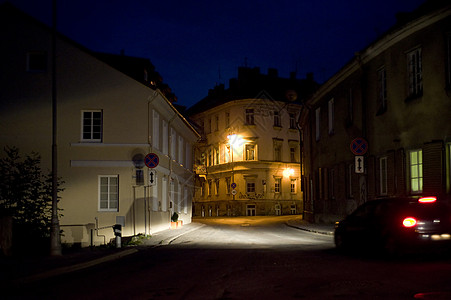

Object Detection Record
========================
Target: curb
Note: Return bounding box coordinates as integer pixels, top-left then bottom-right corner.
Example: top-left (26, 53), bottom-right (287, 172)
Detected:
top-left (158, 223), bottom-right (206, 245)
top-left (286, 222), bottom-right (334, 236)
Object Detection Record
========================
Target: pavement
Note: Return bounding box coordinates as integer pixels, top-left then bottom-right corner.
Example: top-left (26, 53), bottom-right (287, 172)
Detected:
top-left (0, 218), bottom-right (334, 287)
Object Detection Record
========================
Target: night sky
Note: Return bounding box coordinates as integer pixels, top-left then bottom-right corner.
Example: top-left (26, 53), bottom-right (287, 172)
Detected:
top-left (4, 0), bottom-right (426, 108)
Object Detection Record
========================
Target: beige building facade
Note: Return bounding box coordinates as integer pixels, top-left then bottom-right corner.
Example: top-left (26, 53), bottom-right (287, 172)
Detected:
top-left (301, 2), bottom-right (451, 223)
top-left (190, 95), bottom-right (304, 217)
top-left (0, 4), bottom-right (199, 247)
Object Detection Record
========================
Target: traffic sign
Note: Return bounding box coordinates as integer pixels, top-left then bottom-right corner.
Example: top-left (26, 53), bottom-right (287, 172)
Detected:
top-left (145, 153), bottom-right (159, 168)
top-left (350, 138), bottom-right (368, 155)
top-left (355, 156), bottom-right (364, 173)
top-left (148, 170), bottom-right (157, 186)
top-left (231, 182), bottom-right (237, 189)
top-left (231, 189), bottom-right (237, 195)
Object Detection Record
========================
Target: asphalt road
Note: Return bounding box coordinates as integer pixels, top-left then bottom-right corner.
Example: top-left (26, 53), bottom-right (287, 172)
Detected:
top-left (6, 216), bottom-right (451, 299)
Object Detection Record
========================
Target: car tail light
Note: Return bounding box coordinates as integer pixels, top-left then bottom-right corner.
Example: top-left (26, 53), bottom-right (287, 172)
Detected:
top-left (419, 196), bottom-right (437, 203)
top-left (403, 217), bottom-right (417, 228)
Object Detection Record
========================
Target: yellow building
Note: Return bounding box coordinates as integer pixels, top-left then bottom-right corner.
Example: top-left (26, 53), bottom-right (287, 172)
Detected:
top-left (188, 67), bottom-right (318, 216)
top-left (0, 4), bottom-right (199, 247)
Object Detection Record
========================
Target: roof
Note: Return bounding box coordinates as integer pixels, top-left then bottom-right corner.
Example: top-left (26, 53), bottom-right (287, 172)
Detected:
top-left (186, 66), bottom-right (318, 116)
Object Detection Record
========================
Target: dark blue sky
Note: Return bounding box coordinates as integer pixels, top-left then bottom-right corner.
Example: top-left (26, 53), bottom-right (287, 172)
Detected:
top-left (5, 0), bottom-right (426, 108)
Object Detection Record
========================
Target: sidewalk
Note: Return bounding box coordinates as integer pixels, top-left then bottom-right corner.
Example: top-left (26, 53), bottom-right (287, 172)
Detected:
top-left (0, 222), bottom-right (204, 287)
top-left (0, 219), bottom-right (333, 287)
top-left (286, 218), bottom-right (335, 236)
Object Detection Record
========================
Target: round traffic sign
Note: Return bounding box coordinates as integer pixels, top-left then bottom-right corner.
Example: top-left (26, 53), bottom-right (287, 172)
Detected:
top-left (231, 182), bottom-right (237, 189)
top-left (350, 138), bottom-right (368, 155)
top-left (145, 153), bottom-right (159, 168)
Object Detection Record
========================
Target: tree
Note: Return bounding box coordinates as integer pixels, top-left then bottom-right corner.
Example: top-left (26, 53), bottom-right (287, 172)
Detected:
top-left (0, 147), bottom-right (63, 250)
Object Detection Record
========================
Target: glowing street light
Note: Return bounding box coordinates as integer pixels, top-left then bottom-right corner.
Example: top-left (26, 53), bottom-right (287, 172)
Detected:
top-left (283, 168), bottom-right (295, 178)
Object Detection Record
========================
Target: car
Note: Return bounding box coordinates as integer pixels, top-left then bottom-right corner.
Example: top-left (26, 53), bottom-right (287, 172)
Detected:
top-left (334, 196), bottom-right (451, 255)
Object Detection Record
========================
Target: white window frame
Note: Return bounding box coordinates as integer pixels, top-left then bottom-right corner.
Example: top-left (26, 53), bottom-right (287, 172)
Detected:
top-left (81, 110), bottom-right (102, 142)
top-left (290, 179), bottom-right (297, 194)
top-left (275, 177), bottom-right (281, 194)
top-left (407, 47), bottom-right (423, 97)
top-left (98, 175), bottom-right (119, 212)
top-left (409, 149), bottom-right (423, 193)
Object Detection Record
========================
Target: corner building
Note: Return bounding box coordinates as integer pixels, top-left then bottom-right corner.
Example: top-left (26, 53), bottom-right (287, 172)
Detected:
top-left (188, 67), bottom-right (317, 217)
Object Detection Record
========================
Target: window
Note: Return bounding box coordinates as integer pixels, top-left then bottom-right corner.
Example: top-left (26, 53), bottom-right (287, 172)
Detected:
top-left (291, 179), bottom-right (296, 194)
top-left (214, 146), bottom-right (220, 165)
top-left (208, 179), bottom-right (212, 196)
top-left (170, 128), bottom-right (177, 160)
top-left (377, 67), bottom-right (387, 115)
top-left (290, 147), bottom-right (296, 162)
top-left (328, 98), bottom-right (334, 135)
top-left (225, 112), bottom-right (230, 128)
top-left (447, 34), bottom-right (451, 87)
top-left (162, 120), bottom-right (168, 155)
top-left (245, 109), bottom-right (255, 125)
top-left (273, 139), bottom-right (282, 161)
top-left (226, 177), bottom-right (231, 194)
top-left (215, 179), bottom-right (220, 195)
top-left (407, 47), bottom-right (423, 98)
top-left (99, 175), bottom-right (118, 211)
top-left (178, 136), bottom-right (184, 165)
top-left (247, 182), bottom-right (255, 193)
top-left (82, 110), bottom-right (102, 142)
top-left (410, 149), bottom-right (423, 193)
top-left (380, 157), bottom-right (388, 195)
top-left (215, 115), bottom-right (219, 131)
top-left (245, 144), bottom-right (255, 161)
top-left (273, 110), bottom-right (281, 127)
top-left (135, 169), bottom-right (144, 186)
top-left (289, 113), bottom-right (297, 129)
top-left (315, 108), bottom-right (321, 141)
top-left (27, 51), bottom-right (47, 72)
top-left (152, 110), bottom-right (160, 149)
top-left (275, 178), bottom-right (281, 193)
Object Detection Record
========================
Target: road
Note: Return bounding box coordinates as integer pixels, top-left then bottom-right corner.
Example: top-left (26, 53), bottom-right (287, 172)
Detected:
top-left (7, 216), bottom-right (451, 299)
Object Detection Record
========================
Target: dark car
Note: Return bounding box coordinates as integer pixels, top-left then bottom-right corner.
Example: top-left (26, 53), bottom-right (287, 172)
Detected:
top-left (334, 196), bottom-right (451, 255)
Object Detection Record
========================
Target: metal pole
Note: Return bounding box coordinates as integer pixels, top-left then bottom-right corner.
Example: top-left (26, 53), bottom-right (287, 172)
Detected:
top-left (50, 0), bottom-right (62, 256)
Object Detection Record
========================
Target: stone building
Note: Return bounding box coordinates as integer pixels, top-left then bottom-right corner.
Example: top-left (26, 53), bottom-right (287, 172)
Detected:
top-left (300, 1), bottom-right (451, 223)
top-left (188, 67), bottom-right (317, 217)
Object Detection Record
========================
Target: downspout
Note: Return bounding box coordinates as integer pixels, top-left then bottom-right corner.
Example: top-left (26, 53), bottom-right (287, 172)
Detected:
top-left (94, 217), bottom-right (106, 245)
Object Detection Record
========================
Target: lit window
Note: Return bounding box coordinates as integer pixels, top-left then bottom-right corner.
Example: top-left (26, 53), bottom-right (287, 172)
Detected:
top-left (407, 48), bottom-right (423, 98)
top-left (410, 149), bottom-right (423, 193)
top-left (82, 110), bottom-right (102, 142)
top-left (99, 175), bottom-right (119, 211)
top-left (291, 179), bottom-right (296, 194)
top-left (245, 144), bottom-right (255, 161)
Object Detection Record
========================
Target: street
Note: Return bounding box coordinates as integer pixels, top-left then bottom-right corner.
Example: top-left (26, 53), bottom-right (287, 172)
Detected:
top-left (6, 216), bottom-right (451, 299)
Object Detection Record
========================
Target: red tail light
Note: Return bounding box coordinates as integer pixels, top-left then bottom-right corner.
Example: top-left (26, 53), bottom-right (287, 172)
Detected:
top-left (403, 217), bottom-right (417, 228)
top-left (419, 196), bottom-right (437, 203)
